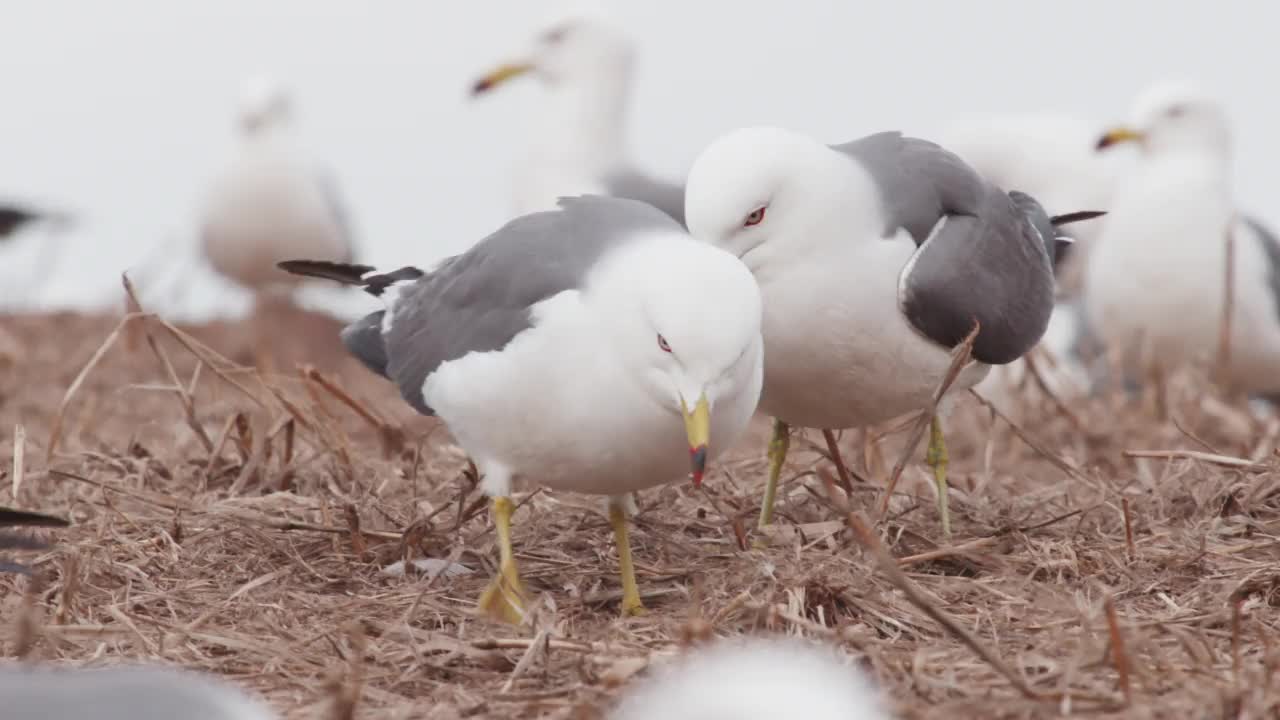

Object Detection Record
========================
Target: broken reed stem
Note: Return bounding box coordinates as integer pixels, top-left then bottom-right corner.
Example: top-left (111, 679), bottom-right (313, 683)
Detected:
top-left (1104, 595), bottom-right (1132, 705)
top-left (825, 470), bottom-right (1041, 700)
top-left (123, 275), bottom-right (216, 454)
top-left (1231, 597), bottom-right (1244, 686)
top-left (46, 311), bottom-right (149, 461)
top-left (820, 429), bottom-right (856, 493)
top-left (878, 323), bottom-right (979, 519)
top-left (11, 424), bottom-right (25, 500)
top-left (1022, 348), bottom-right (1087, 434)
top-left (1121, 498), bottom-right (1136, 559)
top-left (1216, 218), bottom-right (1236, 384)
top-left (1123, 449), bottom-right (1270, 471)
top-left (970, 388), bottom-right (1091, 484)
top-left (501, 628), bottom-right (551, 693)
top-left (304, 366), bottom-right (388, 431)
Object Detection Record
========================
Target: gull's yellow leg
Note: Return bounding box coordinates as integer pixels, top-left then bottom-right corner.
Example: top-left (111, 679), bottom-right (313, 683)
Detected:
top-left (477, 496), bottom-right (527, 623)
top-left (925, 416), bottom-right (951, 539)
top-left (755, 419), bottom-right (790, 540)
top-left (610, 502), bottom-right (646, 617)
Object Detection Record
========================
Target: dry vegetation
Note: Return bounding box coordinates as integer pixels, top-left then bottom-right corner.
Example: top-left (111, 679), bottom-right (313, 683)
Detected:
top-left (1, 300), bottom-right (1278, 719)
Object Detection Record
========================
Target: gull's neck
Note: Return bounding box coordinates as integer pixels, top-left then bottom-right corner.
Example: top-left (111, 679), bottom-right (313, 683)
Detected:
top-left (516, 72), bottom-right (631, 208)
top-left (1136, 146), bottom-right (1232, 200)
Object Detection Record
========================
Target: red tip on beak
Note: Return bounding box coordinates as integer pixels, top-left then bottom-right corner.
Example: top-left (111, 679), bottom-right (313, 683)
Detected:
top-left (689, 445), bottom-right (708, 486)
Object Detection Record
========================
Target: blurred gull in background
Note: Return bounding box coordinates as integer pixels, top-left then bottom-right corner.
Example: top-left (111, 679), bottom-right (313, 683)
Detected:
top-left (470, 3), bottom-right (686, 224)
top-left (1085, 81), bottom-right (1280, 398)
top-left (198, 75), bottom-right (357, 319)
top-left (937, 112), bottom-right (1131, 260)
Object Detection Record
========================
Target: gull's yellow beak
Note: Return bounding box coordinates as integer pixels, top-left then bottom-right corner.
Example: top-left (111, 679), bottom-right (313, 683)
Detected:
top-left (682, 392), bottom-right (711, 486)
top-left (1096, 126), bottom-right (1145, 151)
top-left (471, 63), bottom-right (535, 96)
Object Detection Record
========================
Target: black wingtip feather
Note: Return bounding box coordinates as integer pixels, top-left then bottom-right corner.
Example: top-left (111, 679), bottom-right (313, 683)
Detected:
top-left (0, 507), bottom-right (69, 529)
top-left (0, 507), bottom-right (68, 575)
top-left (277, 260), bottom-right (377, 285)
top-left (1049, 210), bottom-right (1108, 227)
top-left (278, 260), bottom-right (424, 297)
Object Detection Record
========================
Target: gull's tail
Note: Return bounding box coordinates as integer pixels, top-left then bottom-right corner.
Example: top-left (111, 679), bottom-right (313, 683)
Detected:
top-left (277, 260), bottom-right (425, 377)
top-left (1007, 191), bottom-right (1107, 273)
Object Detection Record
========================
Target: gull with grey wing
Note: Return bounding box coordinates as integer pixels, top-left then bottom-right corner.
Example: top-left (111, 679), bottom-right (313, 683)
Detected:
top-left (281, 195), bottom-right (763, 620)
top-left (685, 127), bottom-right (1104, 538)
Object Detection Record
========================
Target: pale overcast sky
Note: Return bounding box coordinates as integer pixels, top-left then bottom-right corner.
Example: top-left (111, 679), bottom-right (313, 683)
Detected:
top-left (0, 1), bottom-right (1276, 317)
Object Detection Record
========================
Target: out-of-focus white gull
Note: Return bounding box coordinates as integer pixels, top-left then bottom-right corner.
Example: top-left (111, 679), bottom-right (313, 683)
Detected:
top-left (200, 76), bottom-right (355, 299)
top-left (1086, 81), bottom-right (1280, 396)
top-left (1, 665), bottom-right (278, 720)
top-left (470, 6), bottom-right (686, 224)
top-left (281, 195), bottom-right (763, 621)
top-left (685, 127), bottom-right (1103, 538)
top-left (608, 636), bottom-right (892, 720)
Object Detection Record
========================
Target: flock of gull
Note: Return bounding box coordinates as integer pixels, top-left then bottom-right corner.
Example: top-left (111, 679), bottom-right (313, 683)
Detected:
top-left (3, 4), bottom-right (1279, 719)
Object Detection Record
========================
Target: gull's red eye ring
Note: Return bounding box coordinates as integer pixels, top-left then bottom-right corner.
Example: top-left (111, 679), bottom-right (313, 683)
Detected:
top-left (657, 334), bottom-right (672, 353)
top-left (744, 207), bottom-right (766, 227)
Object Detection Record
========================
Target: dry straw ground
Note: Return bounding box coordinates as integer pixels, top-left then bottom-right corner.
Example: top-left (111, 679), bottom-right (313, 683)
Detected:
top-left (0, 299), bottom-right (1278, 719)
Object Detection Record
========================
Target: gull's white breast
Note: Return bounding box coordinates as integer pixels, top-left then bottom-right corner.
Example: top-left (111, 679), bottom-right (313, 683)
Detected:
top-left (753, 231), bottom-right (987, 430)
top-left (423, 290), bottom-right (763, 496)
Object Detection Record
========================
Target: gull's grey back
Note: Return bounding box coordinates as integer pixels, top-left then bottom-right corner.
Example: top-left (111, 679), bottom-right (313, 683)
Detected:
top-left (0, 666), bottom-right (278, 720)
top-left (836, 131), bottom-right (1056, 364)
top-left (602, 169), bottom-right (687, 227)
top-left (832, 131), bottom-right (985, 243)
top-left (374, 195), bottom-right (683, 414)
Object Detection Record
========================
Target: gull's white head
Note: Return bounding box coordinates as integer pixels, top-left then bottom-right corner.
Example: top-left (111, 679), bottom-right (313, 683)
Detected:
top-left (685, 127), bottom-right (852, 261)
top-left (470, 5), bottom-right (635, 95)
top-left (236, 75), bottom-right (294, 136)
top-left (603, 234), bottom-right (763, 484)
top-left (608, 636), bottom-right (892, 720)
top-left (1096, 81), bottom-right (1231, 158)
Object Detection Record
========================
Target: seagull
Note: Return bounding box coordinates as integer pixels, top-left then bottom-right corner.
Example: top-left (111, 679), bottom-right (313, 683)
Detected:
top-left (280, 195), bottom-right (763, 620)
top-left (0, 506), bottom-right (68, 574)
top-left (684, 127), bottom-right (1103, 538)
top-left (1087, 82), bottom-right (1280, 397)
top-left (608, 635), bottom-right (891, 720)
top-left (1, 665), bottom-right (278, 720)
top-left (470, 6), bottom-right (686, 224)
top-left (200, 75), bottom-right (356, 304)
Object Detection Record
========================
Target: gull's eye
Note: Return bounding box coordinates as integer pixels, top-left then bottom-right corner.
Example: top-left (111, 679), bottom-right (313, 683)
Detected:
top-left (541, 25), bottom-right (569, 44)
top-left (1166, 104), bottom-right (1186, 119)
top-left (744, 207), bottom-right (766, 227)
top-left (657, 334), bottom-right (672, 353)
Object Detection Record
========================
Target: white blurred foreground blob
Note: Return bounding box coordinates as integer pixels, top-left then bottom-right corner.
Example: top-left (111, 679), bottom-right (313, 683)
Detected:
top-left (608, 636), bottom-right (893, 720)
